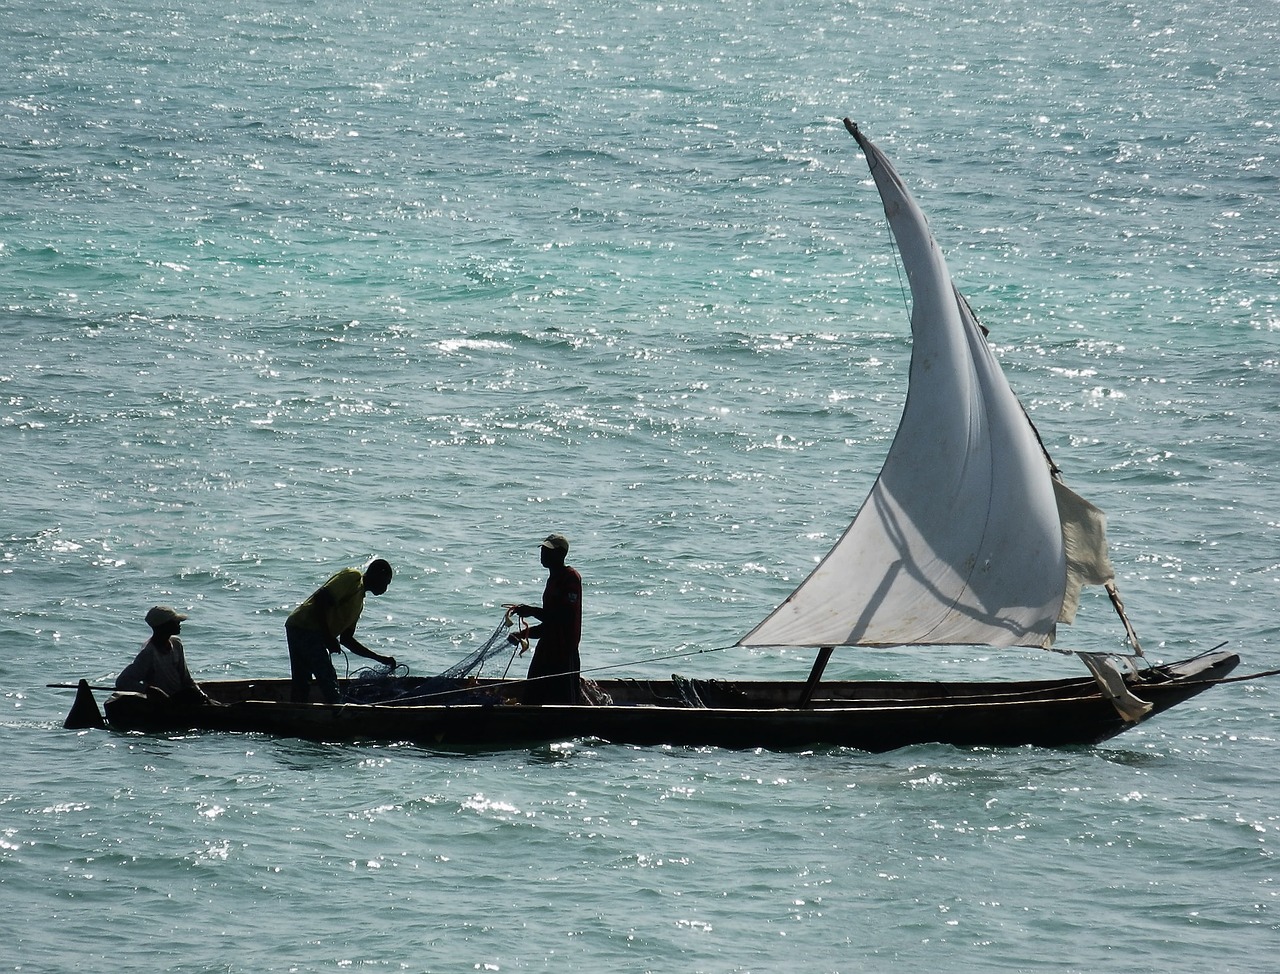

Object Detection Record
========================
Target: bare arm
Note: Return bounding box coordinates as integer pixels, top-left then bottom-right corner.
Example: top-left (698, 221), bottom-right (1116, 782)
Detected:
top-left (338, 627), bottom-right (395, 668)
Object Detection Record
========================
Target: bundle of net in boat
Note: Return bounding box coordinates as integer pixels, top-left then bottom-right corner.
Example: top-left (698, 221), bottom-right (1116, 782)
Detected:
top-left (342, 614), bottom-right (515, 706)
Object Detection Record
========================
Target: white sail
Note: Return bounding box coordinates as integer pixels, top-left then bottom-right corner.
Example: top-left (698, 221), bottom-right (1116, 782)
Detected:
top-left (1053, 478), bottom-right (1115, 624)
top-left (740, 124), bottom-right (1068, 649)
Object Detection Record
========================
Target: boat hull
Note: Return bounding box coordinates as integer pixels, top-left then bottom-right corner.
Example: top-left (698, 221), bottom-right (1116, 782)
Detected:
top-left (94, 650), bottom-right (1239, 752)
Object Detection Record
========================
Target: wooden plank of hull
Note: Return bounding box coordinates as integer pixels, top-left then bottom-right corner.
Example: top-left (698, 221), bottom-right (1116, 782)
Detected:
top-left (99, 650), bottom-right (1239, 752)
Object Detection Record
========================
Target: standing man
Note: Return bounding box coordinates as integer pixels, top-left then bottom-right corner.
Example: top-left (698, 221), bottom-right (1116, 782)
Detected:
top-left (116, 605), bottom-right (214, 706)
top-left (508, 533), bottom-right (582, 704)
top-left (286, 558), bottom-right (396, 704)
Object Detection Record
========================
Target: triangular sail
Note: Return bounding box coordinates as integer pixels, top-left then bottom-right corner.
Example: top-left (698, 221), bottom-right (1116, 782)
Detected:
top-left (740, 122), bottom-right (1068, 650)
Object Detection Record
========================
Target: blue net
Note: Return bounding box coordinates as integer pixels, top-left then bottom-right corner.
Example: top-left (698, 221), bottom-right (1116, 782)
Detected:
top-left (340, 612), bottom-right (521, 706)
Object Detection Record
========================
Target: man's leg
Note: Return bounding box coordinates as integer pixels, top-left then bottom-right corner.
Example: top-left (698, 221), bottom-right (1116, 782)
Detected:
top-left (287, 626), bottom-right (340, 703)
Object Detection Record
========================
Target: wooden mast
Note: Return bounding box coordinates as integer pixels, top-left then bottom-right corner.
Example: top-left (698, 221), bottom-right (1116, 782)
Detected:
top-left (798, 646), bottom-right (834, 709)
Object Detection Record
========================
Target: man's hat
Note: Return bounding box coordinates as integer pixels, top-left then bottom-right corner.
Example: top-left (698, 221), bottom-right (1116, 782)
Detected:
top-left (540, 533), bottom-right (570, 554)
top-left (145, 605), bottom-right (188, 628)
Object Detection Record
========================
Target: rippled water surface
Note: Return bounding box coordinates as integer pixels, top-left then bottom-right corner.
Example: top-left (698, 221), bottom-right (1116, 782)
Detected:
top-left (3, 0), bottom-right (1278, 970)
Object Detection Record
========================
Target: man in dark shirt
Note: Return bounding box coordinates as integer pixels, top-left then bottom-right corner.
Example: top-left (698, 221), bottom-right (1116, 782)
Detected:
top-left (508, 533), bottom-right (582, 704)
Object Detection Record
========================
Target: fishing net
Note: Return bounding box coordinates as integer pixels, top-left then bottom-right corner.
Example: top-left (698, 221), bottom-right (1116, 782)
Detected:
top-left (437, 610), bottom-right (522, 679)
top-left (341, 610), bottom-right (523, 706)
top-left (342, 660), bottom-right (414, 704)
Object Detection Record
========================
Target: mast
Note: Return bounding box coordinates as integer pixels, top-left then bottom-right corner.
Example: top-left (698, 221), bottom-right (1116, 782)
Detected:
top-left (798, 647), bottom-right (834, 708)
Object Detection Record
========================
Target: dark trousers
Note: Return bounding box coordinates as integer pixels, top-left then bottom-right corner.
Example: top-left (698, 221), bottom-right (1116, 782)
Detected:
top-left (522, 642), bottom-right (582, 705)
top-left (287, 626), bottom-right (340, 704)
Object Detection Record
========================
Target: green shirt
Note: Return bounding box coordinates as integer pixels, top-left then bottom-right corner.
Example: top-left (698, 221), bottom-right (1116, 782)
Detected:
top-left (286, 568), bottom-right (365, 637)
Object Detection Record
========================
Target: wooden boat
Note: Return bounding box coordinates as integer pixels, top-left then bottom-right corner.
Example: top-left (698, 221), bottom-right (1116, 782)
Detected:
top-left (64, 120), bottom-right (1241, 750)
top-left (71, 650), bottom-right (1235, 751)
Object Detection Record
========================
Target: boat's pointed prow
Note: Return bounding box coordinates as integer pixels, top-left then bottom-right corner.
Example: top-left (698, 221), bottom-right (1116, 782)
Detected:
top-left (63, 679), bottom-right (105, 730)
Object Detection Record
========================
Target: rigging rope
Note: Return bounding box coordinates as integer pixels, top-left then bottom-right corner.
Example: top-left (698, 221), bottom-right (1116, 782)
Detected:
top-left (366, 636), bottom-right (736, 707)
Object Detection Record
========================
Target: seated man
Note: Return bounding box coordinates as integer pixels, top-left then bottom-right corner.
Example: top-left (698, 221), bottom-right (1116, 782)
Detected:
top-left (116, 605), bottom-right (214, 706)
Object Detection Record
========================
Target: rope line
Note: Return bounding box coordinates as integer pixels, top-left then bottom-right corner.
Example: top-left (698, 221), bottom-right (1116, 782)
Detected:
top-left (376, 641), bottom-right (737, 706)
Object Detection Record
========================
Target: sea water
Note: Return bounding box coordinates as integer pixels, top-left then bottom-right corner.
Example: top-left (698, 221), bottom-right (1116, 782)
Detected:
top-left (2, 0), bottom-right (1277, 970)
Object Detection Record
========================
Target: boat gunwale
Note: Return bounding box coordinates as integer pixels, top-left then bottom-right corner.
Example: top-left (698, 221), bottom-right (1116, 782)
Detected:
top-left (107, 649), bottom-right (1240, 717)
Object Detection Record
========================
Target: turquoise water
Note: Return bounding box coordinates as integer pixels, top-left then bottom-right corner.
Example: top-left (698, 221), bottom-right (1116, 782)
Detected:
top-left (3, 0), bottom-right (1278, 970)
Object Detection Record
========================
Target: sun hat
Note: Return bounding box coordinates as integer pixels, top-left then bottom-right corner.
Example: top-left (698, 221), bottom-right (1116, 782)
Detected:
top-left (145, 605), bottom-right (188, 628)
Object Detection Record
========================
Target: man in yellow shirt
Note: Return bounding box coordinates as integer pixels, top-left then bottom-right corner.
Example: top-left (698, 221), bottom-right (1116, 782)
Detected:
top-left (286, 558), bottom-right (396, 704)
